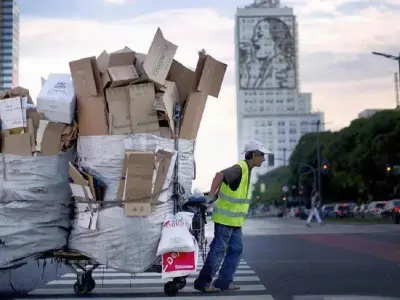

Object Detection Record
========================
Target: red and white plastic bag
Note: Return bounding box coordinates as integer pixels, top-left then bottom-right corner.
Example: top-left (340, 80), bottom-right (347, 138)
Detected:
top-left (161, 239), bottom-right (199, 279)
top-left (157, 212), bottom-right (195, 255)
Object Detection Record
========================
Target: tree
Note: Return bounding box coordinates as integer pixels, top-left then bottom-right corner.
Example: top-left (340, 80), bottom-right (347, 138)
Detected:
top-left (324, 109), bottom-right (400, 201)
top-left (253, 166), bottom-right (293, 205)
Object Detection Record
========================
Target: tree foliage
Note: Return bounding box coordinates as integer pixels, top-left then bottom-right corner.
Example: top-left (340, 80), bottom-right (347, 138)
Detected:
top-left (287, 109), bottom-right (400, 203)
top-left (252, 166), bottom-right (292, 205)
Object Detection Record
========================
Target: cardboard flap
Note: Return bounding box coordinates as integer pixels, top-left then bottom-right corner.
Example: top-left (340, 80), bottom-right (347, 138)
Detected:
top-left (167, 60), bottom-right (195, 103)
top-left (69, 57), bottom-right (102, 97)
top-left (157, 81), bottom-right (179, 134)
top-left (153, 149), bottom-right (174, 202)
top-left (179, 92), bottom-right (208, 140)
top-left (143, 28), bottom-right (178, 86)
top-left (69, 162), bottom-right (89, 186)
top-left (39, 122), bottom-right (66, 156)
top-left (194, 53), bottom-right (227, 98)
top-left (128, 83), bottom-right (159, 134)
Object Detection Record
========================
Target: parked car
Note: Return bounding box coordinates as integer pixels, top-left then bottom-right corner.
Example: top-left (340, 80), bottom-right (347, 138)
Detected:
top-left (354, 204), bottom-right (369, 218)
top-left (381, 200), bottom-right (400, 224)
top-left (321, 204), bottom-right (335, 218)
top-left (295, 206), bottom-right (309, 220)
top-left (334, 203), bottom-right (355, 218)
top-left (366, 201), bottom-right (387, 218)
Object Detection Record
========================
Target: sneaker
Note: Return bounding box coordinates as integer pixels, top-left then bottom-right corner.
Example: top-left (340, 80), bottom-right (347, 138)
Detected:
top-left (227, 283), bottom-right (241, 290)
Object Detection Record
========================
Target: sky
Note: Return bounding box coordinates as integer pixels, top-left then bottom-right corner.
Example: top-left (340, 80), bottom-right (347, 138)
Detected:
top-left (17, 0), bottom-right (400, 191)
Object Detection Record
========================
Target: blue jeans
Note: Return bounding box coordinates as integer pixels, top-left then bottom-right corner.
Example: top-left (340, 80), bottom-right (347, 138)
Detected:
top-left (194, 223), bottom-right (243, 290)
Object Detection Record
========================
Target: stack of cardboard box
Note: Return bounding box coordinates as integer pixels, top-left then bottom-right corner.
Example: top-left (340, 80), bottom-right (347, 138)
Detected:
top-left (0, 85), bottom-right (78, 156)
top-left (68, 27), bottom-right (227, 217)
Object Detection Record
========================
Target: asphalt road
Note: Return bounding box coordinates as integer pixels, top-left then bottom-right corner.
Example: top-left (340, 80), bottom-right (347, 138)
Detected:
top-left (243, 217), bottom-right (400, 299)
top-left (1, 217), bottom-right (400, 299)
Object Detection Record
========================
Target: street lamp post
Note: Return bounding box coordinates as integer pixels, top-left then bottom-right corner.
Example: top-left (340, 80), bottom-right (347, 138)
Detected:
top-left (372, 51), bottom-right (400, 107)
top-left (316, 120), bottom-right (322, 203)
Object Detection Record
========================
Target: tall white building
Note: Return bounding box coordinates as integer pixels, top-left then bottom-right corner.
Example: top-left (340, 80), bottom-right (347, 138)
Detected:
top-left (235, 0), bottom-right (324, 182)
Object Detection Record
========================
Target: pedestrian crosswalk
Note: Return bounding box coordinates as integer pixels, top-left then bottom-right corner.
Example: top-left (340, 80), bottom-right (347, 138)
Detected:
top-left (14, 248), bottom-right (271, 299)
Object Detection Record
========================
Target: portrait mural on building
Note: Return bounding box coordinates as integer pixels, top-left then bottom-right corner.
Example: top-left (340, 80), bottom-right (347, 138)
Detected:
top-left (238, 16), bottom-right (296, 90)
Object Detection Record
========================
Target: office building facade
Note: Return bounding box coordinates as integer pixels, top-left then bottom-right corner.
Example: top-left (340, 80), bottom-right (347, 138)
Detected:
top-left (0, 0), bottom-right (19, 89)
top-left (235, 0), bottom-right (324, 182)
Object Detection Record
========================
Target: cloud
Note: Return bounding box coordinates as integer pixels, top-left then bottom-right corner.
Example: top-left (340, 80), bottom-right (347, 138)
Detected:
top-left (18, 3), bottom-right (400, 190)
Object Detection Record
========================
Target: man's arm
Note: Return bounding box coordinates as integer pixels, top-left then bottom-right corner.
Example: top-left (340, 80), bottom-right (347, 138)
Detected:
top-left (208, 165), bottom-right (242, 199)
top-left (209, 172), bottom-right (224, 198)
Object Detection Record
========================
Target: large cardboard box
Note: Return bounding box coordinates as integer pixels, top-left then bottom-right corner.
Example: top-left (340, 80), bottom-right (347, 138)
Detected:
top-left (97, 49), bottom-right (137, 88)
top-left (69, 57), bottom-right (109, 136)
top-left (37, 73), bottom-right (76, 124)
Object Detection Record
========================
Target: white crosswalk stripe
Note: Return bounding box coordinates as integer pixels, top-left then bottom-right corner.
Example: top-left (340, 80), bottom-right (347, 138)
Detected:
top-left (14, 248), bottom-right (272, 299)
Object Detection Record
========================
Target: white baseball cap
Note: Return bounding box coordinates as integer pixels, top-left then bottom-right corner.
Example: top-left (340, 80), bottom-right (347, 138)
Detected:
top-left (243, 140), bottom-right (268, 154)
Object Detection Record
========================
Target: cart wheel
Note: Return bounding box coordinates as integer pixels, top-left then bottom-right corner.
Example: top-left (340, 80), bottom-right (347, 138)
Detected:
top-left (164, 281), bottom-right (180, 296)
top-left (74, 281), bottom-right (89, 295)
top-left (173, 277), bottom-right (186, 289)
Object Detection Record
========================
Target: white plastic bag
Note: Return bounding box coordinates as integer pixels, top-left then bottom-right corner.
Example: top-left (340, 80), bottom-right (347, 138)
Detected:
top-left (156, 212), bottom-right (195, 255)
top-left (161, 240), bottom-right (199, 279)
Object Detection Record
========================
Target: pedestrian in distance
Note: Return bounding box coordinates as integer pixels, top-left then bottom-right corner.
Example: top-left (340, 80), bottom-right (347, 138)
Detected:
top-left (306, 190), bottom-right (323, 227)
top-left (194, 140), bottom-right (267, 293)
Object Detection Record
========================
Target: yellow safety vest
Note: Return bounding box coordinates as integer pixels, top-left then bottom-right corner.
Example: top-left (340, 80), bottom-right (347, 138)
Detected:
top-left (211, 160), bottom-right (251, 227)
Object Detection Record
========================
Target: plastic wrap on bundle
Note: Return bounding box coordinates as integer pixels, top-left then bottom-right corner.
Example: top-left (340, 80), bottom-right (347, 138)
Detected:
top-left (69, 134), bottom-right (195, 273)
top-left (0, 151), bottom-right (73, 269)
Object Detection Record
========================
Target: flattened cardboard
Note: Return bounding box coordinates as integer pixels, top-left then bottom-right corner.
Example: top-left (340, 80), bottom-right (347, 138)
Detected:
top-left (2, 134), bottom-right (32, 156)
top-left (77, 95), bottom-right (109, 136)
top-left (69, 57), bottom-right (101, 98)
top-left (39, 122), bottom-right (66, 156)
top-left (179, 92), bottom-right (208, 140)
top-left (194, 53), bottom-right (227, 98)
top-left (129, 83), bottom-right (159, 134)
top-left (153, 149), bottom-right (174, 203)
top-left (123, 152), bottom-right (154, 201)
top-left (159, 81), bottom-right (179, 134)
top-left (143, 28), bottom-right (178, 86)
top-left (106, 87), bottom-right (132, 135)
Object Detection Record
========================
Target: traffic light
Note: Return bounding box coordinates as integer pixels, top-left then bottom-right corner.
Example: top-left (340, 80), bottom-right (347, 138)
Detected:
top-left (321, 159), bottom-right (329, 174)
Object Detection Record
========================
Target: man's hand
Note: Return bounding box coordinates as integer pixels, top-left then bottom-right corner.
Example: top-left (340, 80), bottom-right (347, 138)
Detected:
top-left (206, 194), bottom-right (217, 204)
